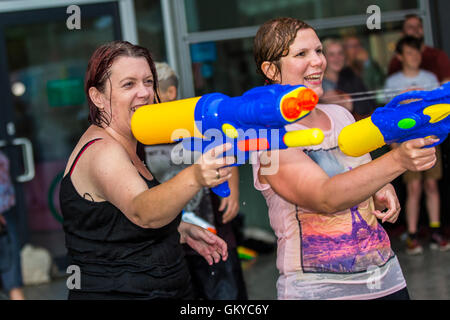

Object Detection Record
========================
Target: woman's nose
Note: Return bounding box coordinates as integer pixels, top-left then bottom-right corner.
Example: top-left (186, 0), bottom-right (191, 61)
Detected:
top-left (310, 52), bottom-right (324, 67)
top-left (137, 83), bottom-right (152, 98)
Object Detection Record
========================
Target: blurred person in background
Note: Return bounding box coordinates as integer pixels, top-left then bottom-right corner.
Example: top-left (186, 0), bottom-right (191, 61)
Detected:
top-left (343, 35), bottom-right (386, 102)
top-left (321, 37), bottom-right (375, 121)
top-left (0, 150), bottom-right (25, 300)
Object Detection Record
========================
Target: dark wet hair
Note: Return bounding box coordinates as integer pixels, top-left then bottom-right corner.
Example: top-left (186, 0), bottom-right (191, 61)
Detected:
top-left (85, 40), bottom-right (160, 126)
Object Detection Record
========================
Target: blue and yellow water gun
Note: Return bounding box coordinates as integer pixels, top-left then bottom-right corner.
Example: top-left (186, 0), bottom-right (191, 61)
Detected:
top-left (131, 84), bottom-right (324, 197)
top-left (338, 82), bottom-right (450, 157)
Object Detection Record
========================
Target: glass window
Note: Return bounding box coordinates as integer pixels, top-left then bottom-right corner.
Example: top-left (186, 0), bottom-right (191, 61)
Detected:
top-left (190, 38), bottom-right (260, 97)
top-left (185, 0), bottom-right (418, 32)
top-left (135, 0), bottom-right (166, 61)
top-left (318, 21), bottom-right (404, 75)
top-left (6, 15), bottom-right (116, 162)
top-left (3, 10), bottom-right (119, 232)
top-left (190, 21), bottom-right (404, 100)
top-left (318, 21), bottom-right (404, 107)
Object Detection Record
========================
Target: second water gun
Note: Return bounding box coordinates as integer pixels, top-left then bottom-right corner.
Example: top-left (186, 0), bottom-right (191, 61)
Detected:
top-left (131, 84), bottom-right (324, 197)
top-left (181, 211), bottom-right (217, 234)
top-left (338, 82), bottom-right (450, 157)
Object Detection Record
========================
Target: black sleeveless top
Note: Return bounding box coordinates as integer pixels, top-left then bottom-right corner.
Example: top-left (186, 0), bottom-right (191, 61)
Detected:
top-left (59, 139), bottom-right (192, 299)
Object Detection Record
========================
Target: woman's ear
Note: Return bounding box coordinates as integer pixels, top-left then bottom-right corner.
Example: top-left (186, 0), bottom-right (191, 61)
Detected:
top-left (88, 87), bottom-right (105, 110)
top-left (261, 61), bottom-right (280, 83)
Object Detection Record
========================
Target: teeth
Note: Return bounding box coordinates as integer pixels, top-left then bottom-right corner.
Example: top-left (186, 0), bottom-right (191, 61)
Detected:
top-left (305, 75), bottom-right (321, 80)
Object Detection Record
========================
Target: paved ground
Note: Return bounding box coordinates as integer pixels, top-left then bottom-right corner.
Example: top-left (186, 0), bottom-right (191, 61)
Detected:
top-left (2, 229), bottom-right (450, 300)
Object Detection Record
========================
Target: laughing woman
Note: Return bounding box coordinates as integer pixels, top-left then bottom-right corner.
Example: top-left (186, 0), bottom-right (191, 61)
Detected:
top-left (252, 17), bottom-right (437, 300)
top-left (59, 41), bottom-right (233, 300)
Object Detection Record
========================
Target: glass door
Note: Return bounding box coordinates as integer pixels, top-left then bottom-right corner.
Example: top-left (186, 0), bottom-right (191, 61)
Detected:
top-left (0, 3), bottom-right (121, 246)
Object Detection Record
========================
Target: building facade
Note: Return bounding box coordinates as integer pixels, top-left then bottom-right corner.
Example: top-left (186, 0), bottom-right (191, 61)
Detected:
top-left (0, 0), bottom-right (447, 241)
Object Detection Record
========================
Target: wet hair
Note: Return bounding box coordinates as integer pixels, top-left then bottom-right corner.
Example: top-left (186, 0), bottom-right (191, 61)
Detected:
top-left (85, 40), bottom-right (160, 127)
top-left (395, 36), bottom-right (422, 54)
top-left (253, 17), bottom-right (313, 84)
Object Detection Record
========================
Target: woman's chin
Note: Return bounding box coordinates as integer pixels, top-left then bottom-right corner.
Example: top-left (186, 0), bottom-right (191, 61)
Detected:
top-left (309, 86), bottom-right (323, 99)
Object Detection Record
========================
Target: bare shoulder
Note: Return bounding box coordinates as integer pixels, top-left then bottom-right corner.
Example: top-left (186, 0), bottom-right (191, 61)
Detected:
top-left (87, 134), bottom-right (131, 175)
top-left (64, 126), bottom-right (129, 177)
top-left (87, 138), bottom-right (137, 198)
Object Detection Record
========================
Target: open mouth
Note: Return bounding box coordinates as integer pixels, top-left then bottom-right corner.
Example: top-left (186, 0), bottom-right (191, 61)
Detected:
top-left (131, 104), bottom-right (147, 112)
top-left (304, 74), bottom-right (322, 82)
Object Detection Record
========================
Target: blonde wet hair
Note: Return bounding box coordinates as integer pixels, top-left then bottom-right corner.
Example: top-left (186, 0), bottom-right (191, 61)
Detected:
top-left (253, 17), bottom-right (313, 84)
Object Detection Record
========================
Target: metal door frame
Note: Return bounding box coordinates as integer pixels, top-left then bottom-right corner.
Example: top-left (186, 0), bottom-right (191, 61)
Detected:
top-left (0, 0), bottom-right (127, 245)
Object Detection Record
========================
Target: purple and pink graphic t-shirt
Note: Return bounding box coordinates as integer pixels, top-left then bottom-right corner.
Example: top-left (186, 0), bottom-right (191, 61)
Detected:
top-left (252, 104), bottom-right (406, 300)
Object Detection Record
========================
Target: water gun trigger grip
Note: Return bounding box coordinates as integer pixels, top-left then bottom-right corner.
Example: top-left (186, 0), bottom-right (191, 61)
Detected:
top-left (211, 181), bottom-right (231, 198)
top-left (424, 133), bottom-right (447, 148)
top-left (180, 137), bottom-right (235, 197)
top-left (393, 131), bottom-right (446, 150)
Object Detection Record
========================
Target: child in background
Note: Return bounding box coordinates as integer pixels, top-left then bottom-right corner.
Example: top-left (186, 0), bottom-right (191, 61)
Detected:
top-left (384, 36), bottom-right (449, 255)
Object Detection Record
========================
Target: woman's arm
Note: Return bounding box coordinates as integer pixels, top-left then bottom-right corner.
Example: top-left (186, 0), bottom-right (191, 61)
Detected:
top-left (89, 141), bottom-right (235, 228)
top-left (260, 137), bottom-right (437, 214)
top-left (178, 221), bottom-right (228, 265)
top-left (371, 183), bottom-right (400, 224)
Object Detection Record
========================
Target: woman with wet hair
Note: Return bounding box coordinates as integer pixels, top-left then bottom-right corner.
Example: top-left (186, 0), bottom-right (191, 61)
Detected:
top-left (60, 41), bottom-right (233, 299)
top-left (252, 17), bottom-right (437, 300)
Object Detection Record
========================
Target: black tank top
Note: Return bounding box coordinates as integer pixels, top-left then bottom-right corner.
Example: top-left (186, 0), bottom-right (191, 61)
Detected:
top-left (59, 138), bottom-right (192, 299)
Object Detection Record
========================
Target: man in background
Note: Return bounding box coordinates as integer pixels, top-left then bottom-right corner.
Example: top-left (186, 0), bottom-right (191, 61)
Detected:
top-left (388, 14), bottom-right (450, 84)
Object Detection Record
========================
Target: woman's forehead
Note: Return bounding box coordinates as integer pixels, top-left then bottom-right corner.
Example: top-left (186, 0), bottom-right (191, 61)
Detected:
top-left (109, 56), bottom-right (152, 78)
top-left (291, 28), bottom-right (321, 48)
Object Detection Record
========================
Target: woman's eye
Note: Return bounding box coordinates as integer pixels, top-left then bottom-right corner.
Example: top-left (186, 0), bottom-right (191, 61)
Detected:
top-left (296, 51), bottom-right (305, 57)
top-left (316, 48), bottom-right (324, 54)
top-left (145, 79), bottom-right (154, 85)
top-left (123, 82), bottom-right (133, 88)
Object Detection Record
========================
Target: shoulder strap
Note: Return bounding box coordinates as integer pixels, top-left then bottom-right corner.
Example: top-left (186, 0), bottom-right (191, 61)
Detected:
top-left (68, 138), bottom-right (102, 177)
